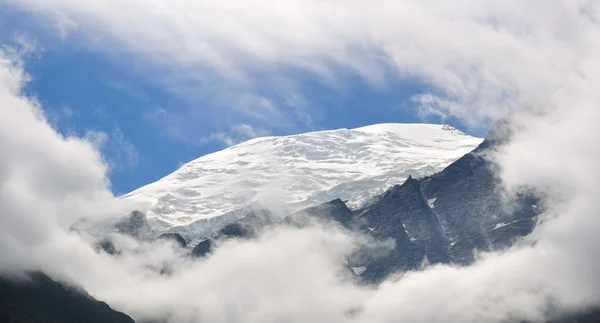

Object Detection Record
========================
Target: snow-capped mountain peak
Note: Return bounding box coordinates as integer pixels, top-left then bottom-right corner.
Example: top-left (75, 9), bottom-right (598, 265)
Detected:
top-left (122, 123), bottom-right (483, 234)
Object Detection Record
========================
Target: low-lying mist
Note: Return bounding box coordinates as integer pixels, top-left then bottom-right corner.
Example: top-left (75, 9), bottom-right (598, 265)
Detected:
top-left (2, 2), bottom-right (600, 322)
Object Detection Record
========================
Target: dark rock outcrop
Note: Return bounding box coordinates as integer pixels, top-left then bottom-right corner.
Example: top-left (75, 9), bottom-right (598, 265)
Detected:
top-left (115, 210), bottom-right (151, 238)
top-left (350, 129), bottom-right (540, 281)
top-left (418, 139), bottom-right (538, 264)
top-left (356, 175), bottom-right (450, 281)
top-left (96, 238), bottom-right (118, 255)
top-left (0, 272), bottom-right (135, 323)
top-left (191, 239), bottom-right (213, 258)
top-left (190, 200), bottom-right (355, 258)
top-left (158, 233), bottom-right (187, 248)
top-left (550, 308), bottom-right (600, 323)
top-left (295, 198), bottom-right (354, 228)
top-left (191, 209), bottom-right (274, 257)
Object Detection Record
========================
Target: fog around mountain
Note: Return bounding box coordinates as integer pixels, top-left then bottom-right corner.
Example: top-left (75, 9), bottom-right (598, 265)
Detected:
top-left (1, 1), bottom-right (600, 322)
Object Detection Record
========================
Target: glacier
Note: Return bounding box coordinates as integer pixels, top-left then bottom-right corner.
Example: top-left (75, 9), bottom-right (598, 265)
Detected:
top-left (121, 123), bottom-right (483, 237)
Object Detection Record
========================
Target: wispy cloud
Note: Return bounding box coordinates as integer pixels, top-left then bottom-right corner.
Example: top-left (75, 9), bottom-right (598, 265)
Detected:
top-left (53, 9), bottom-right (77, 40)
top-left (9, 0), bottom-right (557, 139)
top-left (10, 0), bottom-right (582, 129)
top-left (85, 127), bottom-right (139, 172)
top-left (201, 123), bottom-right (270, 147)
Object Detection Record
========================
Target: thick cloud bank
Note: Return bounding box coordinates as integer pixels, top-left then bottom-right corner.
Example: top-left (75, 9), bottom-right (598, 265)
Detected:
top-left (1, 1), bottom-right (600, 322)
top-left (11, 0), bottom-right (597, 130)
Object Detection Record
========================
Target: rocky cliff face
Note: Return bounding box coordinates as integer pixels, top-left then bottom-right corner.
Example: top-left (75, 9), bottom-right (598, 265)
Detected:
top-left (419, 139), bottom-right (539, 264)
top-left (355, 175), bottom-right (450, 281)
top-left (350, 135), bottom-right (540, 281)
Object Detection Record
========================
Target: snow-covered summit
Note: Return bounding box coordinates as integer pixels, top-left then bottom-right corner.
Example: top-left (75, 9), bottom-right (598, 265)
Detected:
top-left (122, 123), bottom-right (483, 232)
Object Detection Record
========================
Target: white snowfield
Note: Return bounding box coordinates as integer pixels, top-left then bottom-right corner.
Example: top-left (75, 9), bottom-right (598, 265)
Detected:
top-left (122, 123), bottom-right (483, 236)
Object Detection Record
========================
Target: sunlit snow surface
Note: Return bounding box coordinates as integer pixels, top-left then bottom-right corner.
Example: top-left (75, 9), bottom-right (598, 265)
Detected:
top-left (122, 124), bottom-right (483, 236)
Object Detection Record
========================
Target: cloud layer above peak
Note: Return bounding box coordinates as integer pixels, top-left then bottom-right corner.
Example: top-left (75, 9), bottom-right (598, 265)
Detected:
top-left (9, 0), bottom-right (597, 128)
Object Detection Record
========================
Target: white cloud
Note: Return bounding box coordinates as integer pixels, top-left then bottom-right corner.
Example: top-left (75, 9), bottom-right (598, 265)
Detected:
top-left (8, 0), bottom-right (594, 128)
top-left (1, 1), bottom-right (600, 323)
top-left (0, 45), bottom-right (125, 263)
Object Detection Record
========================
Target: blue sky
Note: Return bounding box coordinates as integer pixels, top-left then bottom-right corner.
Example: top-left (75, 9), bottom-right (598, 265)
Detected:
top-left (1, 4), bottom-right (487, 195)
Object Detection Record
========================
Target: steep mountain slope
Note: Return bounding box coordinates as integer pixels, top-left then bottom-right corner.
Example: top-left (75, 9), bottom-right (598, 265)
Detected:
top-left (122, 123), bottom-right (482, 238)
top-left (191, 126), bottom-right (539, 283)
top-left (418, 139), bottom-right (539, 264)
top-left (0, 272), bottom-right (134, 323)
top-left (356, 175), bottom-right (450, 281)
top-left (349, 128), bottom-right (540, 281)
